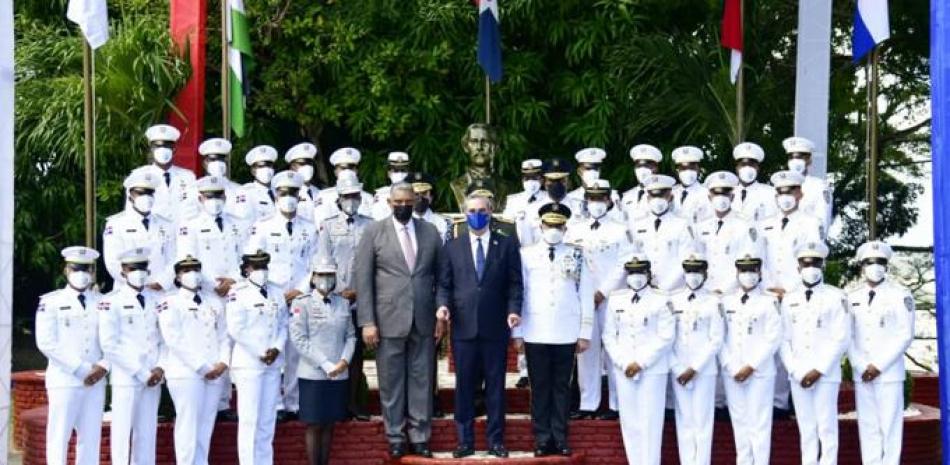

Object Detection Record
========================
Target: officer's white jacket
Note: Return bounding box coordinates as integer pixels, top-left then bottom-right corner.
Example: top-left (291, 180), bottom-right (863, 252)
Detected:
top-left (848, 280), bottom-right (915, 384)
top-left (239, 181), bottom-right (276, 222)
top-left (371, 185), bottom-right (394, 220)
top-left (312, 187), bottom-right (374, 226)
top-left (247, 213), bottom-right (318, 291)
top-left (694, 211), bottom-right (758, 293)
top-left (669, 289), bottom-right (725, 377)
top-left (290, 293), bottom-right (356, 381)
top-left (157, 288), bottom-right (231, 380)
top-left (297, 184), bottom-right (322, 223)
top-left (602, 287), bottom-right (675, 377)
top-left (177, 211), bottom-right (249, 287)
top-left (35, 287), bottom-right (109, 388)
top-left (564, 216), bottom-right (634, 296)
top-left (673, 182), bottom-right (712, 223)
top-left (102, 209), bottom-right (176, 289)
top-left (758, 210), bottom-right (823, 293)
top-left (99, 286), bottom-right (165, 386)
top-left (719, 287), bottom-right (782, 378)
top-left (226, 280), bottom-right (288, 371)
top-left (513, 242), bottom-right (594, 344)
top-left (780, 283), bottom-right (851, 383)
top-left (620, 186), bottom-right (648, 220)
top-left (502, 190), bottom-right (550, 222)
top-left (130, 164), bottom-right (196, 224)
top-left (732, 182), bottom-right (777, 222)
top-left (314, 213), bottom-right (372, 292)
top-left (627, 211), bottom-right (694, 291)
top-left (415, 209), bottom-right (453, 244)
top-left (801, 175), bottom-right (833, 232)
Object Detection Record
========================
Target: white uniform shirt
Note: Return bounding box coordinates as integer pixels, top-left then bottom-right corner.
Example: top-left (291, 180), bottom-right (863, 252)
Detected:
top-left (290, 293), bottom-right (357, 380)
top-left (157, 289), bottom-right (230, 380)
top-left (800, 175), bottom-right (834, 232)
top-left (627, 211), bottom-right (694, 291)
top-left (98, 286), bottom-right (165, 386)
top-left (296, 184), bottom-right (322, 224)
top-left (371, 185), bottom-right (394, 220)
top-left (780, 284), bottom-right (851, 383)
top-left (102, 209), bottom-right (176, 289)
top-left (239, 182), bottom-right (276, 222)
top-left (130, 164), bottom-right (196, 224)
top-left (669, 288), bottom-right (725, 377)
top-left (415, 209), bottom-right (452, 244)
top-left (732, 182), bottom-right (778, 222)
top-left (620, 186), bottom-right (649, 220)
top-left (602, 287), bottom-right (675, 377)
top-left (758, 211), bottom-right (823, 292)
top-left (719, 287), bottom-right (782, 378)
top-left (176, 211), bottom-right (249, 288)
top-left (226, 281), bottom-right (288, 371)
top-left (673, 182), bottom-right (712, 223)
top-left (513, 242), bottom-right (594, 344)
top-left (694, 211), bottom-right (758, 293)
top-left (35, 287), bottom-right (108, 388)
top-left (247, 214), bottom-right (318, 291)
top-left (502, 190), bottom-right (550, 221)
top-left (847, 281), bottom-right (915, 384)
top-left (564, 216), bottom-right (634, 296)
top-left (313, 187), bottom-right (374, 226)
top-left (315, 214), bottom-right (372, 291)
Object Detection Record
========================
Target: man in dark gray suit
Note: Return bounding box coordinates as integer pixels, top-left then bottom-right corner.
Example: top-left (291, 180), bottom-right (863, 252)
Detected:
top-left (354, 182), bottom-right (443, 459)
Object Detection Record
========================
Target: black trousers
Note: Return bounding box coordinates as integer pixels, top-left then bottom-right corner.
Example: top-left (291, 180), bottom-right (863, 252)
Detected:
top-left (524, 342), bottom-right (575, 447)
top-left (453, 337), bottom-right (508, 447)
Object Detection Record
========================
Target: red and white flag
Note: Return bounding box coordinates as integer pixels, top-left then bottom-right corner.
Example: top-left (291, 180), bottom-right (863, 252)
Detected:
top-left (721, 0), bottom-right (742, 84)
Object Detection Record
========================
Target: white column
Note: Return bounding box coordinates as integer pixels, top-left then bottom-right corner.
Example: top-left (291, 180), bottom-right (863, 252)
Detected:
top-left (0, 0), bottom-right (14, 460)
top-left (793, 0), bottom-right (833, 177)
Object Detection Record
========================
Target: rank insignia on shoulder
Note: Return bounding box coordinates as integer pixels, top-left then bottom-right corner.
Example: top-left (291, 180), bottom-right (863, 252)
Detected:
top-left (37, 302), bottom-right (46, 312)
top-left (904, 296), bottom-right (914, 312)
top-left (104, 226), bottom-right (113, 235)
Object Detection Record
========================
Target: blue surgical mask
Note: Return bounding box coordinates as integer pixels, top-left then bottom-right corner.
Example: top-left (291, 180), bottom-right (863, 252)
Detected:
top-left (466, 211), bottom-right (491, 231)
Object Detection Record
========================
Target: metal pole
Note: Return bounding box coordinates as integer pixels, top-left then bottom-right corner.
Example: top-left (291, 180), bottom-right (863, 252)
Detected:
top-left (867, 47), bottom-right (880, 240)
top-left (221, 0), bottom-right (231, 165)
top-left (735, 0), bottom-right (745, 143)
top-left (82, 40), bottom-right (96, 249)
top-left (484, 75), bottom-right (491, 125)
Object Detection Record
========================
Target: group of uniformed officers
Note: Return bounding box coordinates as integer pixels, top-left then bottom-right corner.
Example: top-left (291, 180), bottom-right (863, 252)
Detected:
top-left (36, 123), bottom-right (915, 465)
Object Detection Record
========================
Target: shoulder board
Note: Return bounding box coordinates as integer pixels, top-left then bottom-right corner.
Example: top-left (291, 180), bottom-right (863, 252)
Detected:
top-left (452, 217), bottom-right (466, 224)
top-left (494, 217), bottom-right (514, 224)
top-left (39, 289), bottom-right (62, 300)
top-left (608, 288), bottom-right (632, 297)
top-left (105, 211), bottom-right (124, 221)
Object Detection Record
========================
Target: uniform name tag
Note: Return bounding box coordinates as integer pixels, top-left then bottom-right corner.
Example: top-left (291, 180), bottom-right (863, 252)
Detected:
top-left (123, 305), bottom-right (134, 309)
top-left (59, 306), bottom-right (71, 310)
top-left (636, 229), bottom-right (647, 234)
top-left (790, 303), bottom-right (800, 307)
top-left (254, 303), bottom-right (265, 308)
top-left (270, 233), bottom-right (281, 237)
top-left (201, 229), bottom-right (211, 233)
top-left (852, 302), bottom-right (861, 306)
top-left (126, 229), bottom-right (138, 233)
top-left (764, 226), bottom-right (774, 231)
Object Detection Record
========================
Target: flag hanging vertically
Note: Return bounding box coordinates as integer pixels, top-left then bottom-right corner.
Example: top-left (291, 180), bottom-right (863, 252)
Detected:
top-left (477, 0), bottom-right (503, 83)
top-left (228, 0), bottom-right (251, 137)
top-left (853, 0), bottom-right (890, 62)
top-left (67, 0), bottom-right (110, 49)
top-left (721, 0), bottom-right (742, 84)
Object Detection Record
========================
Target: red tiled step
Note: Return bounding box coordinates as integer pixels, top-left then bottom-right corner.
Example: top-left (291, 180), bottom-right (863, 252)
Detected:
top-left (398, 452), bottom-right (584, 465)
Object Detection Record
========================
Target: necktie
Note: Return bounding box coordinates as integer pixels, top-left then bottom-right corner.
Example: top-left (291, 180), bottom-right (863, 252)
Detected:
top-left (529, 194), bottom-right (537, 203)
top-left (164, 171), bottom-right (171, 187)
top-left (868, 290), bottom-right (876, 305)
top-left (741, 188), bottom-right (747, 202)
top-left (215, 216), bottom-right (224, 232)
top-left (688, 293), bottom-right (696, 301)
top-left (286, 221), bottom-right (293, 236)
top-left (716, 220), bottom-right (724, 235)
top-left (805, 289), bottom-right (814, 302)
top-left (681, 190), bottom-right (689, 204)
top-left (268, 190), bottom-right (275, 202)
top-left (741, 293), bottom-right (749, 304)
top-left (193, 294), bottom-right (202, 305)
top-left (781, 217), bottom-right (789, 230)
top-left (637, 189), bottom-right (645, 202)
top-left (323, 296), bottom-right (332, 304)
top-left (591, 220), bottom-right (600, 230)
top-left (136, 293), bottom-right (145, 309)
top-left (548, 246), bottom-right (555, 262)
top-left (632, 293), bottom-right (640, 304)
top-left (654, 217), bottom-right (661, 231)
top-left (346, 217), bottom-right (355, 225)
top-left (401, 226), bottom-right (416, 270)
top-left (475, 238), bottom-right (486, 281)
top-left (260, 286), bottom-right (268, 299)
top-left (78, 293), bottom-right (86, 309)
top-left (142, 216), bottom-right (150, 231)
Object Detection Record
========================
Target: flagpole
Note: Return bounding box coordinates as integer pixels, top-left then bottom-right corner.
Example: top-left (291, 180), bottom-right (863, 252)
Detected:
top-left (735, 0), bottom-right (745, 143)
top-left (221, 0), bottom-right (231, 161)
top-left (866, 46), bottom-right (880, 240)
top-left (82, 39), bottom-right (96, 249)
top-left (484, 75), bottom-right (491, 125)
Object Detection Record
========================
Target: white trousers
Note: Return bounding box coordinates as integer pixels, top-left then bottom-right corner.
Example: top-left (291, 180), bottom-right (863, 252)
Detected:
top-left (854, 380), bottom-right (903, 465)
top-left (615, 370), bottom-right (666, 465)
top-left (46, 382), bottom-right (106, 465)
top-left (672, 374), bottom-right (716, 465)
top-left (279, 340), bottom-right (299, 412)
top-left (233, 369), bottom-right (281, 465)
top-left (790, 381), bottom-right (840, 465)
top-left (774, 354), bottom-right (791, 409)
top-left (577, 304), bottom-right (617, 411)
top-left (110, 384), bottom-right (162, 465)
top-left (218, 371), bottom-right (233, 411)
top-left (518, 353), bottom-right (528, 377)
top-left (168, 378), bottom-right (225, 465)
top-left (723, 374), bottom-right (774, 465)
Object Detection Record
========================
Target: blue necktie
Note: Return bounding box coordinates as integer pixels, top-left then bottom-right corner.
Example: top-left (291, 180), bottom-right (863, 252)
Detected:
top-left (476, 238), bottom-right (486, 281)
top-left (136, 293), bottom-right (145, 309)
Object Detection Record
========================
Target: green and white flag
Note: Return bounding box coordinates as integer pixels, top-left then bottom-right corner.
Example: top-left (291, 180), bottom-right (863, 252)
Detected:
top-left (228, 0), bottom-right (251, 137)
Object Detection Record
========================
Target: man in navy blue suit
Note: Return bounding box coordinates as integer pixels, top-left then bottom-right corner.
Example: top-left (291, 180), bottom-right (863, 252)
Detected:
top-left (436, 192), bottom-right (524, 458)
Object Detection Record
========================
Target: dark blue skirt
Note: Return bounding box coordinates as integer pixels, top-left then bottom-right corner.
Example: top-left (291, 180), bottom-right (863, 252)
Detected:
top-left (298, 378), bottom-right (348, 425)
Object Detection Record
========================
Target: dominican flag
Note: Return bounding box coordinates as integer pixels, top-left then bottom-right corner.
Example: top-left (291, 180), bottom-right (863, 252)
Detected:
top-left (720, 0), bottom-right (742, 84)
top-left (853, 0), bottom-right (890, 63)
top-left (477, 0), bottom-right (503, 83)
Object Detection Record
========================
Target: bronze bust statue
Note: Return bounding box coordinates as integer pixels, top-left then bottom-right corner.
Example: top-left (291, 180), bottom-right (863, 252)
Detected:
top-left (451, 123), bottom-right (509, 211)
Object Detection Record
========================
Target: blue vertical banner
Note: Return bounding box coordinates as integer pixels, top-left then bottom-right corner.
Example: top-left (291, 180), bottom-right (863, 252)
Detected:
top-left (477, 0), bottom-right (503, 83)
top-left (931, 1), bottom-right (950, 462)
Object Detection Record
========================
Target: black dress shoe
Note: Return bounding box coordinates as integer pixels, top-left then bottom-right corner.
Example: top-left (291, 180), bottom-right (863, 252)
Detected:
top-left (433, 406), bottom-right (446, 418)
top-left (452, 445), bottom-right (475, 458)
top-left (488, 445), bottom-right (509, 458)
top-left (215, 409), bottom-right (238, 422)
top-left (534, 444), bottom-right (551, 457)
top-left (516, 376), bottom-right (530, 389)
top-left (570, 409), bottom-right (595, 420)
top-left (596, 409), bottom-right (619, 420)
top-left (275, 410), bottom-right (297, 423)
top-left (411, 442), bottom-right (433, 458)
top-left (349, 407), bottom-right (371, 422)
top-left (389, 443), bottom-right (407, 459)
top-left (555, 444), bottom-right (572, 456)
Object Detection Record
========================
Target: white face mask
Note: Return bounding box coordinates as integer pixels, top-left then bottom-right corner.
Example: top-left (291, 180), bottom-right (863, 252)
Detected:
top-left (711, 195), bottom-right (732, 213)
top-left (788, 158), bottom-right (807, 175)
top-left (67, 271), bottom-right (92, 290)
top-left (580, 169), bottom-right (600, 186)
top-left (126, 269), bottom-right (149, 288)
top-left (296, 165), bottom-right (314, 183)
top-left (542, 227), bottom-right (564, 245)
top-left (152, 147), bottom-right (174, 165)
top-left (277, 195), bottom-right (299, 213)
top-left (206, 160), bottom-right (227, 177)
top-left (180, 271), bottom-right (201, 290)
top-left (737, 166), bottom-right (758, 184)
top-left (587, 201), bottom-right (608, 219)
top-left (863, 264), bottom-right (887, 283)
top-left (678, 170), bottom-right (698, 187)
top-left (313, 276), bottom-right (336, 296)
top-left (254, 166), bottom-right (274, 184)
top-left (337, 168), bottom-right (357, 180)
top-left (249, 269), bottom-right (268, 287)
top-left (523, 179), bottom-right (541, 196)
top-left (800, 266), bottom-right (823, 285)
top-left (776, 194), bottom-right (797, 212)
top-left (737, 271), bottom-right (760, 289)
top-left (684, 272), bottom-right (705, 290)
top-left (635, 167), bottom-right (653, 184)
top-left (340, 197), bottom-right (360, 216)
top-left (389, 171), bottom-right (408, 184)
top-left (649, 197), bottom-right (669, 215)
top-left (202, 198), bottom-right (224, 216)
top-left (132, 194), bottom-right (154, 214)
top-left (626, 274), bottom-right (648, 291)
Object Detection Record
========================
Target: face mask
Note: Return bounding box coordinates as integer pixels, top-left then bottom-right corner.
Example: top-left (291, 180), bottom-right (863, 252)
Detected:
top-left (392, 204), bottom-right (413, 223)
top-left (206, 160), bottom-right (227, 177)
top-left (678, 170), bottom-right (698, 187)
top-left (649, 197), bottom-right (669, 215)
top-left (737, 271), bottom-right (760, 289)
top-left (547, 182), bottom-right (567, 202)
top-left (800, 266), bottom-right (823, 285)
top-left (776, 194), bottom-right (797, 212)
top-left (542, 227), bottom-right (564, 245)
top-left (466, 211), bottom-right (491, 230)
top-left (523, 180), bottom-right (541, 196)
top-left (685, 272), bottom-right (705, 290)
top-left (67, 271), bottom-right (92, 290)
top-left (626, 274), bottom-right (648, 291)
top-left (863, 264), bottom-right (887, 283)
top-left (389, 171), bottom-right (408, 184)
top-left (132, 194), bottom-right (154, 214)
top-left (296, 165), bottom-right (314, 183)
top-left (277, 195), bottom-right (299, 213)
top-left (635, 167), bottom-right (653, 184)
top-left (180, 271), bottom-right (201, 290)
top-left (587, 201), bottom-right (608, 219)
top-left (203, 198), bottom-right (224, 216)
top-left (152, 147), bottom-right (173, 165)
top-left (337, 168), bottom-right (357, 180)
top-left (711, 195), bottom-right (732, 213)
top-left (254, 167), bottom-right (274, 184)
top-left (126, 269), bottom-right (149, 288)
top-left (580, 169), bottom-right (600, 186)
top-left (313, 276), bottom-right (336, 296)
top-left (788, 159), bottom-right (807, 175)
top-left (249, 269), bottom-right (268, 287)
top-left (737, 166), bottom-right (758, 184)
top-left (413, 197), bottom-right (430, 214)
top-left (340, 197), bottom-right (361, 216)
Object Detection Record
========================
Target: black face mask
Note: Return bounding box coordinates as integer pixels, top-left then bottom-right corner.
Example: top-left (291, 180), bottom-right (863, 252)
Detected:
top-left (392, 204), bottom-right (414, 223)
top-left (547, 182), bottom-right (567, 202)
top-left (413, 197), bottom-right (430, 214)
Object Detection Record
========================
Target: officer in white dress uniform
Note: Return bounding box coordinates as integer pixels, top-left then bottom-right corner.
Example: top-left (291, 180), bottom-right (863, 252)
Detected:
top-left (848, 241), bottom-right (915, 465)
top-left (564, 179), bottom-right (631, 420)
top-left (669, 245), bottom-right (724, 465)
top-left (157, 255), bottom-right (230, 465)
top-left (502, 159), bottom-right (550, 224)
top-left (103, 170), bottom-right (176, 290)
top-left (783, 136), bottom-right (834, 231)
top-left (99, 247), bottom-right (166, 465)
top-left (409, 172), bottom-right (453, 243)
top-left (371, 151), bottom-right (411, 220)
top-left (627, 174), bottom-right (694, 291)
top-left (36, 246), bottom-right (109, 465)
top-left (514, 158), bottom-right (575, 247)
top-left (197, 138), bottom-right (250, 221)
top-left (780, 241), bottom-right (851, 465)
top-left (672, 146), bottom-right (712, 224)
top-left (285, 142), bottom-right (322, 223)
top-left (564, 148), bottom-right (621, 220)
top-left (602, 253), bottom-right (675, 465)
top-left (732, 142), bottom-right (778, 222)
top-left (693, 171), bottom-right (758, 294)
top-left (620, 144), bottom-right (662, 220)
top-left (226, 249), bottom-right (288, 465)
top-left (129, 124), bottom-right (196, 224)
top-left (720, 246), bottom-right (782, 465)
top-left (247, 170), bottom-right (318, 419)
top-left (313, 147), bottom-right (375, 225)
top-left (241, 145), bottom-right (279, 222)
